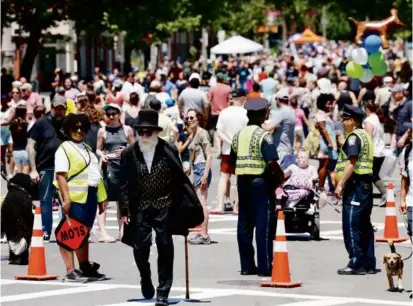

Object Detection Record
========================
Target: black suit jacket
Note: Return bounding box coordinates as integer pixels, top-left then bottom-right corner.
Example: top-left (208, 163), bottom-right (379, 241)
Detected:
top-left (119, 139), bottom-right (204, 247)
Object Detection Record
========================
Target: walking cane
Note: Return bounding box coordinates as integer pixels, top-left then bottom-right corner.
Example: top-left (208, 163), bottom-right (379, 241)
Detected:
top-left (184, 235), bottom-right (190, 299)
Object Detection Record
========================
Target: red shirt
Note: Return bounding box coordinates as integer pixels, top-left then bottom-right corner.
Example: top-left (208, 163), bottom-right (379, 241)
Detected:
top-left (208, 83), bottom-right (232, 116)
top-left (258, 72), bottom-right (268, 82)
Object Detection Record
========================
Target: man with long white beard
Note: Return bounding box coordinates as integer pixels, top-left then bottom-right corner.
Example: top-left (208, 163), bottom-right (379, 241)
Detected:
top-left (119, 109), bottom-right (203, 306)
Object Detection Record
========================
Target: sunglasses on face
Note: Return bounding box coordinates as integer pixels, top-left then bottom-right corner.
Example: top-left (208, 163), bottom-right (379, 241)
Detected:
top-left (137, 130), bottom-right (154, 137)
top-left (72, 126), bottom-right (86, 133)
top-left (106, 112), bottom-right (119, 118)
top-left (185, 116), bottom-right (196, 121)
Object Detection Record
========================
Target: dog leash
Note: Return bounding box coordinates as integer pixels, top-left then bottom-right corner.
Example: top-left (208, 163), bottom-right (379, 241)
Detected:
top-left (401, 214), bottom-right (413, 261)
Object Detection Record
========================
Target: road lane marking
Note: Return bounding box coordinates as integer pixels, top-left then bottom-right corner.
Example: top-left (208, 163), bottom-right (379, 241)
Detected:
top-left (276, 299), bottom-right (350, 306)
top-left (1, 284), bottom-right (117, 302)
top-left (1, 279), bottom-right (410, 306)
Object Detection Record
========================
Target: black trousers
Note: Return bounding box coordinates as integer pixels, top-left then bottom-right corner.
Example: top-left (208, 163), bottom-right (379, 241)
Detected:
top-left (132, 207), bottom-right (174, 298)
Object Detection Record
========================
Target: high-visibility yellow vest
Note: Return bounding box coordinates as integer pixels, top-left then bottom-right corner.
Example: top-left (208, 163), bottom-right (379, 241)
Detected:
top-left (335, 129), bottom-right (373, 181)
top-left (232, 125), bottom-right (270, 175)
top-left (53, 141), bottom-right (107, 204)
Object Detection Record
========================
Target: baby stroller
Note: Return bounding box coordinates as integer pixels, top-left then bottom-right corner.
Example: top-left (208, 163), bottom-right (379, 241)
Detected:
top-left (277, 181), bottom-right (321, 240)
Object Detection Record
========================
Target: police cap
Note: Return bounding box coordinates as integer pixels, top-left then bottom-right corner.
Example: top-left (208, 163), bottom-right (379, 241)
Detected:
top-left (244, 98), bottom-right (269, 111)
top-left (342, 104), bottom-right (365, 122)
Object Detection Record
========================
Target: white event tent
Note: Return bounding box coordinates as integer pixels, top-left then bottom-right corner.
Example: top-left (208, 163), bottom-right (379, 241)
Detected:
top-left (210, 35), bottom-right (264, 54)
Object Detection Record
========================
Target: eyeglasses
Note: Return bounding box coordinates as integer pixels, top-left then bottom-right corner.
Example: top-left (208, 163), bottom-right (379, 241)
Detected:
top-left (137, 130), bottom-right (154, 137)
top-left (106, 112), bottom-right (119, 118)
top-left (185, 116), bottom-right (196, 121)
top-left (72, 126), bottom-right (86, 133)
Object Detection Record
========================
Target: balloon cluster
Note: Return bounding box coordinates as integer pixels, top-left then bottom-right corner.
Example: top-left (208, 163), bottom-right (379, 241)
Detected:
top-left (345, 34), bottom-right (386, 83)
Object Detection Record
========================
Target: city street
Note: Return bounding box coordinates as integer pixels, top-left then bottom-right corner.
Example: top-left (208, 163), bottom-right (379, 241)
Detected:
top-left (1, 158), bottom-right (412, 306)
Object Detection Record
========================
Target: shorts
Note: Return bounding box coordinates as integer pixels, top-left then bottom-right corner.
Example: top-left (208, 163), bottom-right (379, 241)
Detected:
top-left (12, 150), bottom-right (29, 165)
top-left (0, 127), bottom-right (10, 146)
top-left (220, 154), bottom-right (235, 174)
top-left (193, 162), bottom-right (212, 187)
top-left (62, 187), bottom-right (98, 229)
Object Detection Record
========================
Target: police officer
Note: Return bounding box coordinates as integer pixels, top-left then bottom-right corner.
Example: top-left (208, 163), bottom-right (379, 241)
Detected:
top-left (230, 98), bottom-right (284, 277)
top-left (334, 105), bottom-right (375, 275)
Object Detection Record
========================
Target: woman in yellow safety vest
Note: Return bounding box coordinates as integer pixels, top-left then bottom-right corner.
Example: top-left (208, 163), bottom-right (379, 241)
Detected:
top-left (54, 113), bottom-right (107, 282)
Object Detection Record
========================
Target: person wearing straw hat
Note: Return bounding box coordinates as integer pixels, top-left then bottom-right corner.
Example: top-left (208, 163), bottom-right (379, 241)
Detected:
top-left (334, 104), bottom-right (375, 275)
top-left (230, 97), bottom-right (284, 277)
top-left (54, 113), bottom-right (107, 282)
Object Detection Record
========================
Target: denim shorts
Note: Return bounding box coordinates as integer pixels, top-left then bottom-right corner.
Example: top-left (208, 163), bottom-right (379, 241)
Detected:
top-left (62, 187), bottom-right (98, 229)
top-left (13, 150), bottom-right (29, 165)
top-left (0, 127), bottom-right (10, 146)
top-left (193, 162), bottom-right (212, 187)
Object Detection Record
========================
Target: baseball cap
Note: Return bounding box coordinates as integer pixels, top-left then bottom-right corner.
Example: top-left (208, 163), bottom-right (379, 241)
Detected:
top-left (231, 88), bottom-right (247, 98)
top-left (103, 103), bottom-right (121, 112)
top-left (189, 73), bottom-right (201, 81)
top-left (391, 84), bottom-right (405, 93)
top-left (165, 98), bottom-right (175, 107)
top-left (150, 80), bottom-right (161, 88)
top-left (52, 94), bottom-right (67, 109)
top-left (20, 83), bottom-right (33, 90)
top-left (383, 76), bottom-right (393, 83)
top-left (276, 88), bottom-right (290, 100)
top-left (12, 81), bottom-right (22, 88)
top-left (342, 104), bottom-right (365, 121)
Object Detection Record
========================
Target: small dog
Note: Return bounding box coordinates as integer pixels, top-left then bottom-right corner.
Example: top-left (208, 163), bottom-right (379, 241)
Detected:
top-left (383, 240), bottom-right (404, 291)
top-left (349, 9), bottom-right (404, 49)
top-left (1, 173), bottom-right (35, 265)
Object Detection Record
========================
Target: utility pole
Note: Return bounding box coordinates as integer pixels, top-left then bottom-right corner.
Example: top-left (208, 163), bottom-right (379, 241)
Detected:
top-left (321, 5), bottom-right (328, 39)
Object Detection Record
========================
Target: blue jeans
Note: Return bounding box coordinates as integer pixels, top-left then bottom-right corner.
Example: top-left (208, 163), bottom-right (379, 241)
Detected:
top-left (407, 207), bottom-right (412, 237)
top-left (342, 179), bottom-right (375, 269)
top-left (38, 169), bottom-right (55, 236)
top-left (237, 175), bottom-right (275, 275)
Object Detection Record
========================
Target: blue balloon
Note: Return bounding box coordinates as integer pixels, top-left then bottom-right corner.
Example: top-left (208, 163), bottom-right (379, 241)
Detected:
top-left (363, 34), bottom-right (381, 53)
top-left (362, 63), bottom-right (370, 69)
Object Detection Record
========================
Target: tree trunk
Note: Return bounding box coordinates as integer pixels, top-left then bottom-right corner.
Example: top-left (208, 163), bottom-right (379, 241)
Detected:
top-left (19, 27), bottom-right (42, 80)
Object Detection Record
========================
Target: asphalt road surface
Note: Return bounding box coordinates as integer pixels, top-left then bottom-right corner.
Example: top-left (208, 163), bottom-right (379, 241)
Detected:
top-left (1, 158), bottom-right (412, 306)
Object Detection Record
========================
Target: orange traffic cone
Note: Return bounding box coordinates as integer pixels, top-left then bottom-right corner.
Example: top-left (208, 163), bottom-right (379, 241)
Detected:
top-left (15, 207), bottom-right (58, 280)
top-left (260, 209), bottom-right (302, 288)
top-left (376, 183), bottom-right (408, 243)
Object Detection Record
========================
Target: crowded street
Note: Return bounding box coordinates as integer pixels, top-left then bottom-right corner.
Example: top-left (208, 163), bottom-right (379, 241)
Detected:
top-left (1, 1), bottom-right (413, 306)
top-left (1, 157), bottom-right (412, 306)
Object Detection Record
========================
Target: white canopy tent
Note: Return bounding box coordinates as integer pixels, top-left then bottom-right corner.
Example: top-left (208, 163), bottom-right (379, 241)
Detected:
top-left (210, 35), bottom-right (264, 54)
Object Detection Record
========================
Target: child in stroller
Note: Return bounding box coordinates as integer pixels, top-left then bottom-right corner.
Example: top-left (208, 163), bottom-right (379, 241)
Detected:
top-left (282, 150), bottom-right (318, 208)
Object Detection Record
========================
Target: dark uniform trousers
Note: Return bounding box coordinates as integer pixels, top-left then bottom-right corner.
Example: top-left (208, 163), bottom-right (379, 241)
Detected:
top-left (342, 178), bottom-right (375, 269)
top-left (132, 207), bottom-right (174, 298)
top-left (237, 175), bottom-right (275, 275)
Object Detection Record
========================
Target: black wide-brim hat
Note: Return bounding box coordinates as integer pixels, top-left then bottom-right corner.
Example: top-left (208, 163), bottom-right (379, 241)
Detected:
top-left (135, 109), bottom-right (163, 131)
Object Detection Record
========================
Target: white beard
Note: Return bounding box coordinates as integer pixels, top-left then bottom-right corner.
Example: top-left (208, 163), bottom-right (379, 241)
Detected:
top-left (138, 136), bottom-right (158, 153)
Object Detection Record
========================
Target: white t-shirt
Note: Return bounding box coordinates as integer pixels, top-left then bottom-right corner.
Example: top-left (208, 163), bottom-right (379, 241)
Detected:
top-left (363, 114), bottom-right (384, 157)
top-left (158, 113), bottom-right (175, 143)
top-left (401, 146), bottom-right (413, 207)
top-left (121, 81), bottom-right (144, 99)
top-left (55, 142), bottom-right (101, 187)
top-left (216, 105), bottom-right (248, 155)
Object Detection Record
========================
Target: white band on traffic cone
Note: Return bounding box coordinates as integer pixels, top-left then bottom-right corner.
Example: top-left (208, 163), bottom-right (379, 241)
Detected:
top-left (386, 206), bottom-right (397, 217)
top-left (387, 191), bottom-right (395, 202)
top-left (274, 241), bottom-right (288, 253)
top-left (33, 214), bottom-right (42, 230)
top-left (30, 236), bottom-right (44, 247)
top-left (276, 220), bottom-right (286, 236)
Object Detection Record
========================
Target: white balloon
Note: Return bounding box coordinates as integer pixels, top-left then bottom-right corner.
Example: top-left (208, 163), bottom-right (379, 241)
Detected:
top-left (360, 68), bottom-right (374, 83)
top-left (351, 48), bottom-right (369, 65)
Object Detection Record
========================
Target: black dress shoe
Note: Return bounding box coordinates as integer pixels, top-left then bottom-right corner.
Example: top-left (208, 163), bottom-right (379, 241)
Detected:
top-left (258, 272), bottom-right (271, 277)
top-left (141, 278), bottom-right (155, 299)
top-left (365, 267), bottom-right (377, 274)
top-left (155, 296), bottom-right (168, 306)
top-left (240, 268), bottom-right (258, 275)
top-left (337, 266), bottom-right (366, 275)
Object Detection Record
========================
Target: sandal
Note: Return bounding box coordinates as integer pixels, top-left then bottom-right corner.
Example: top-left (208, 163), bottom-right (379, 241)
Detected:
top-left (98, 235), bottom-right (116, 243)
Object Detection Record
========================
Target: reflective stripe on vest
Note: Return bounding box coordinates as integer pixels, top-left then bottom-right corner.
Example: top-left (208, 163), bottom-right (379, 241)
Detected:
top-left (335, 129), bottom-right (373, 179)
top-left (232, 125), bottom-right (269, 175)
top-left (53, 141), bottom-right (107, 204)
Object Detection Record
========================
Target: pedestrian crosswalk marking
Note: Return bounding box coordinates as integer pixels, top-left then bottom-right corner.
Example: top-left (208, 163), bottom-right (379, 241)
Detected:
top-left (0, 279), bottom-right (410, 305)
